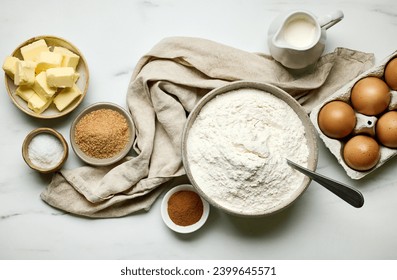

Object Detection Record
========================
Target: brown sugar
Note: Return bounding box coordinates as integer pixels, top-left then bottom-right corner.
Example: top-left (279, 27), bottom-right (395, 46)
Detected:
top-left (167, 190), bottom-right (204, 226)
top-left (74, 108), bottom-right (130, 159)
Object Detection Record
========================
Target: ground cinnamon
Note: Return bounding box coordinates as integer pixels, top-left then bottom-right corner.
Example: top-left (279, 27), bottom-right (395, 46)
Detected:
top-left (167, 190), bottom-right (203, 226)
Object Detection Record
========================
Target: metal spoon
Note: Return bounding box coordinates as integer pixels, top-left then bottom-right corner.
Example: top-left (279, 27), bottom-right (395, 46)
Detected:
top-left (287, 159), bottom-right (364, 208)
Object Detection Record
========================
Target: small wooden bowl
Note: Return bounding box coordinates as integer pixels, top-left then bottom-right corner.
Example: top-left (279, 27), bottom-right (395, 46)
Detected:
top-left (22, 127), bottom-right (69, 173)
top-left (5, 35), bottom-right (89, 119)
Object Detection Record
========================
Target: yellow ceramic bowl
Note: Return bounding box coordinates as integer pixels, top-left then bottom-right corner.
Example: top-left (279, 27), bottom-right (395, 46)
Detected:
top-left (4, 35), bottom-right (89, 119)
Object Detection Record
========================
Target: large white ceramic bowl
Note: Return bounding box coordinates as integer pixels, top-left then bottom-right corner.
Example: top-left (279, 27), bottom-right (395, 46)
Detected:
top-left (182, 81), bottom-right (318, 217)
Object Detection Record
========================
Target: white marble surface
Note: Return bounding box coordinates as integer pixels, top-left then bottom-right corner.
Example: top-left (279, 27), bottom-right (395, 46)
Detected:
top-left (1, 0), bottom-right (397, 260)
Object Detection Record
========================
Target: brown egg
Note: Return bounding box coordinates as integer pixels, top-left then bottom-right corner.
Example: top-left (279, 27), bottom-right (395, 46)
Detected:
top-left (351, 77), bottom-right (390, 116)
top-left (384, 57), bottom-right (397, 90)
top-left (318, 101), bottom-right (356, 139)
top-left (343, 135), bottom-right (380, 171)
top-left (376, 111), bottom-right (397, 148)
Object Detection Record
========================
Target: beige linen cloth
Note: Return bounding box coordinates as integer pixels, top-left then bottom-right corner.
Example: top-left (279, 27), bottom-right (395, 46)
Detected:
top-left (41, 37), bottom-right (374, 218)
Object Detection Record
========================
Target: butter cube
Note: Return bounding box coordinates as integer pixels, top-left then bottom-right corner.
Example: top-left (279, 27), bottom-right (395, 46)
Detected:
top-left (53, 46), bottom-right (80, 70)
top-left (32, 71), bottom-right (57, 99)
top-left (46, 67), bottom-right (77, 88)
top-left (28, 93), bottom-right (52, 114)
top-left (15, 60), bottom-right (37, 86)
top-left (73, 72), bottom-right (80, 82)
top-left (16, 86), bottom-right (35, 102)
top-left (2, 56), bottom-right (20, 80)
top-left (35, 51), bottom-right (63, 73)
top-left (53, 84), bottom-right (82, 111)
top-left (20, 39), bottom-right (48, 62)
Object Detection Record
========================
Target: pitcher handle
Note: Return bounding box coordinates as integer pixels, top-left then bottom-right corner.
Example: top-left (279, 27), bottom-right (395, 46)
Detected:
top-left (318, 10), bottom-right (344, 30)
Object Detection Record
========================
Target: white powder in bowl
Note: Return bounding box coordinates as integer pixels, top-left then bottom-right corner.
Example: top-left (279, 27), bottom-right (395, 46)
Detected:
top-left (186, 88), bottom-right (310, 215)
top-left (28, 133), bottom-right (64, 169)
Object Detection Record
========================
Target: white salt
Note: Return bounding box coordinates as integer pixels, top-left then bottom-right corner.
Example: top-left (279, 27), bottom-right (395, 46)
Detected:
top-left (28, 133), bottom-right (64, 169)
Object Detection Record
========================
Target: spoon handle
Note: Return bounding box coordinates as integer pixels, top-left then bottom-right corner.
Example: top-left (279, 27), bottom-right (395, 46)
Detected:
top-left (287, 159), bottom-right (364, 208)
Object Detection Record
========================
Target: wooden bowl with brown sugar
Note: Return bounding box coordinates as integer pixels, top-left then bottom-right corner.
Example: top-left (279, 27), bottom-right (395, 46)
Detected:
top-left (70, 102), bottom-right (135, 166)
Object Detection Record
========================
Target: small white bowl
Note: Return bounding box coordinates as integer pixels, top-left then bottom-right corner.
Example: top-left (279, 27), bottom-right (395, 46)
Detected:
top-left (161, 184), bottom-right (210, 234)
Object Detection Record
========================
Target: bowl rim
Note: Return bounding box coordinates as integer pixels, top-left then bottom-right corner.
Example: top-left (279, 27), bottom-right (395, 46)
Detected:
top-left (4, 35), bottom-right (89, 119)
top-left (69, 102), bottom-right (135, 166)
top-left (182, 80), bottom-right (318, 217)
top-left (160, 184), bottom-right (210, 234)
top-left (22, 127), bottom-right (69, 173)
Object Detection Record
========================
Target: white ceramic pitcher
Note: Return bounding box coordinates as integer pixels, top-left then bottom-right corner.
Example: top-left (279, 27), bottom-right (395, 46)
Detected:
top-left (268, 10), bottom-right (344, 69)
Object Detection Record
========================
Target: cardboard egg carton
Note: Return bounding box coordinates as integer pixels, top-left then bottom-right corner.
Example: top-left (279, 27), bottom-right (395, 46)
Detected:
top-left (310, 51), bottom-right (397, 179)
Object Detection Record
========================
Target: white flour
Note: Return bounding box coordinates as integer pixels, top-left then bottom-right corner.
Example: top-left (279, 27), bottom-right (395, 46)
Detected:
top-left (186, 89), bottom-right (310, 215)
